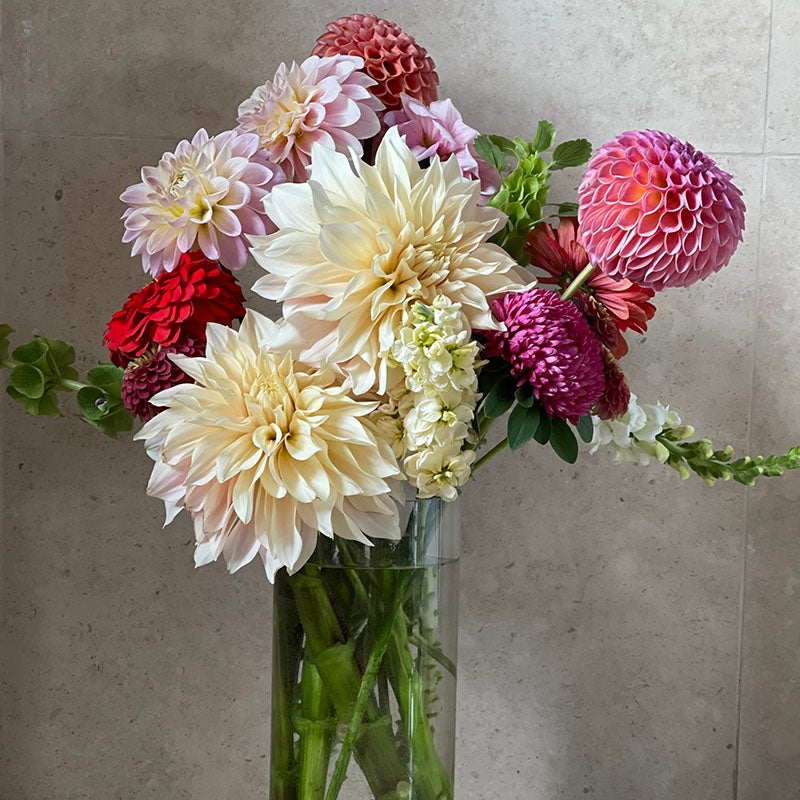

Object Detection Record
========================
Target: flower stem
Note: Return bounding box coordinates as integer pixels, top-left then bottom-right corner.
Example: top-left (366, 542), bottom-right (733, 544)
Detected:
top-left (560, 263), bottom-right (596, 301)
top-left (324, 573), bottom-right (412, 800)
top-left (296, 663), bottom-right (334, 800)
top-left (57, 378), bottom-right (87, 393)
top-left (473, 437), bottom-right (509, 472)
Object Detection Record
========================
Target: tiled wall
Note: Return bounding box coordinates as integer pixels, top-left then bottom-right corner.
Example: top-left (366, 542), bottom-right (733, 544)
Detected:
top-left (1, 2), bottom-right (798, 797)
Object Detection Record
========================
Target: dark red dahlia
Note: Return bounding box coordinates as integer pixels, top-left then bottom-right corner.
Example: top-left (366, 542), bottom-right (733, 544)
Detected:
top-left (121, 338), bottom-right (205, 422)
top-left (527, 219), bottom-right (656, 334)
top-left (574, 292), bottom-right (629, 360)
top-left (594, 348), bottom-right (632, 421)
top-left (103, 251), bottom-right (245, 367)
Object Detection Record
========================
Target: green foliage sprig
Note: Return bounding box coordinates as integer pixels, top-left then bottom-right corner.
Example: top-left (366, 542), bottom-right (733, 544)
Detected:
top-left (0, 325), bottom-right (133, 437)
top-left (474, 356), bottom-right (592, 467)
top-left (651, 426), bottom-right (800, 486)
top-left (474, 121), bottom-right (592, 263)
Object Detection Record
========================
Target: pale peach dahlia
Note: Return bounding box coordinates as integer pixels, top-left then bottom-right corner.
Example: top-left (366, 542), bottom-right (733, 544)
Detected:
top-left (237, 55), bottom-right (383, 182)
top-left (135, 311), bottom-right (401, 580)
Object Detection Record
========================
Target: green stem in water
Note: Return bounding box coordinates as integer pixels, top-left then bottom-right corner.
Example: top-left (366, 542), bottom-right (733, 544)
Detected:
top-left (324, 573), bottom-right (412, 800)
top-left (560, 263), bottom-right (596, 301)
top-left (473, 437), bottom-right (509, 472)
top-left (295, 663), bottom-right (334, 800)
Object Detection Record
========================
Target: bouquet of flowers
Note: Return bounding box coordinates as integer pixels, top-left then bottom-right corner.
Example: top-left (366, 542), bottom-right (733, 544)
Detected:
top-left (2, 13), bottom-right (798, 800)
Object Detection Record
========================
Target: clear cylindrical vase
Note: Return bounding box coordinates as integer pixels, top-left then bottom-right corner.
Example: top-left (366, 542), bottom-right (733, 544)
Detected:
top-left (270, 495), bottom-right (460, 800)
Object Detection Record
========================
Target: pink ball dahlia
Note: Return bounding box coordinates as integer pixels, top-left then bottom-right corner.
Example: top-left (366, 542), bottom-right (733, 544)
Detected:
top-left (482, 289), bottom-right (606, 422)
top-left (312, 13), bottom-right (439, 110)
top-left (578, 130), bottom-right (746, 291)
top-left (121, 338), bottom-right (205, 422)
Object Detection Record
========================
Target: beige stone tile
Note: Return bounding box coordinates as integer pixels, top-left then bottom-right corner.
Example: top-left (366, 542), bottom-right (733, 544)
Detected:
top-left (766, 0), bottom-right (800, 153)
top-left (737, 156), bottom-right (800, 799)
top-left (456, 155), bottom-right (762, 798)
top-left (3, 1), bottom-right (770, 153)
top-left (1, 133), bottom-right (273, 798)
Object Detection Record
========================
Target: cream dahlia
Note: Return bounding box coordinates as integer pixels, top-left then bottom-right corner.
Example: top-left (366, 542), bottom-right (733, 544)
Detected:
top-left (134, 311), bottom-right (401, 580)
top-left (237, 55), bottom-right (382, 182)
top-left (250, 128), bottom-right (526, 395)
top-left (121, 129), bottom-right (284, 276)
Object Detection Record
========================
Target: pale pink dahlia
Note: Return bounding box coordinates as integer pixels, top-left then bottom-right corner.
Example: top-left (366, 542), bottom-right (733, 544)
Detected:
top-left (312, 13), bottom-right (439, 110)
top-left (578, 130), bottom-right (745, 291)
top-left (384, 95), bottom-right (500, 203)
top-left (121, 129), bottom-right (284, 276)
top-left (481, 289), bottom-right (606, 422)
top-left (237, 55), bottom-right (382, 182)
top-left (121, 338), bottom-right (205, 422)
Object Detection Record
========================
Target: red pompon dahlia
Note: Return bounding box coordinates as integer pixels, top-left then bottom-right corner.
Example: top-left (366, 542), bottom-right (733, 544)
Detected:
top-left (574, 292), bottom-right (628, 360)
top-left (121, 339), bottom-right (205, 422)
top-left (312, 14), bottom-right (439, 110)
top-left (482, 289), bottom-right (606, 423)
top-left (594, 348), bottom-right (631, 420)
top-left (577, 130), bottom-right (746, 291)
top-left (104, 251), bottom-right (245, 367)
top-left (527, 219), bottom-right (656, 333)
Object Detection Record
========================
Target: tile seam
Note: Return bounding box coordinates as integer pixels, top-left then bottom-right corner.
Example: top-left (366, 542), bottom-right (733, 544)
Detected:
top-left (734, 1), bottom-right (776, 796)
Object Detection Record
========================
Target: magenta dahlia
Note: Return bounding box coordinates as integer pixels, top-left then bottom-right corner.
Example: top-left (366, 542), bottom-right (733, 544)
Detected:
top-left (482, 289), bottom-right (606, 422)
top-left (312, 14), bottom-right (439, 110)
top-left (121, 339), bottom-right (205, 422)
top-left (578, 130), bottom-right (745, 291)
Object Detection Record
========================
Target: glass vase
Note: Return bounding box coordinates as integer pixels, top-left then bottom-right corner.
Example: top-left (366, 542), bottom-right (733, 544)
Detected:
top-left (270, 495), bottom-right (460, 800)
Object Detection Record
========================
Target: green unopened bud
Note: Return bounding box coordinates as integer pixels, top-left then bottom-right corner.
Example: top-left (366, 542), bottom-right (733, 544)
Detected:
top-left (663, 425), bottom-right (695, 442)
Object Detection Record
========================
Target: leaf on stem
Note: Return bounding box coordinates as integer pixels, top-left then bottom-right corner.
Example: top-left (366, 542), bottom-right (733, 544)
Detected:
top-left (507, 403), bottom-right (541, 450)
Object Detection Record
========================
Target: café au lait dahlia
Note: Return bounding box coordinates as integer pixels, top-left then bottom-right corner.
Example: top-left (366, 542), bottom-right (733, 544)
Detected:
top-left (134, 311), bottom-right (401, 579)
top-left (250, 127), bottom-right (526, 395)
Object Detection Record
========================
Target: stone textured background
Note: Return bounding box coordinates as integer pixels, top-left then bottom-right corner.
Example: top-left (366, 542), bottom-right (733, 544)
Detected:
top-left (1, 1), bottom-right (799, 798)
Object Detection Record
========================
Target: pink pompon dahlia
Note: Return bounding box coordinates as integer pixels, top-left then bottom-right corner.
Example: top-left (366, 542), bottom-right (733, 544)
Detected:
top-left (578, 130), bottom-right (746, 291)
top-left (237, 55), bottom-right (383, 182)
top-left (121, 338), bottom-right (205, 422)
top-left (121, 129), bottom-right (284, 276)
top-left (312, 13), bottom-right (439, 110)
top-left (481, 288), bottom-right (606, 422)
top-left (384, 95), bottom-right (500, 202)
top-left (527, 218), bottom-right (656, 334)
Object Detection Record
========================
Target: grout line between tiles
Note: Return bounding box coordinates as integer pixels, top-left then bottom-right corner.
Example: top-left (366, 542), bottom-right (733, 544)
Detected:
top-left (733, 2), bottom-right (776, 797)
top-left (3, 129), bottom-right (179, 144)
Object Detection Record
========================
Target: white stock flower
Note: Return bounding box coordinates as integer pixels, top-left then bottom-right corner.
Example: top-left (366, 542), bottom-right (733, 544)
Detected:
top-left (134, 310), bottom-right (401, 581)
top-left (404, 444), bottom-right (476, 502)
top-left (589, 393), bottom-right (682, 466)
top-left (250, 127), bottom-right (525, 394)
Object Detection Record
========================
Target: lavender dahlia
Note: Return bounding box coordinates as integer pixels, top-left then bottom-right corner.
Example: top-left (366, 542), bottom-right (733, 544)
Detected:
top-left (482, 289), bottom-right (606, 422)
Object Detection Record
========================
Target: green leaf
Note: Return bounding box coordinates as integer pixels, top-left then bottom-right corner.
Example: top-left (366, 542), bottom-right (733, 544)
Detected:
top-left (533, 412), bottom-right (552, 445)
top-left (87, 364), bottom-right (124, 393)
top-left (487, 134), bottom-right (516, 153)
top-left (6, 385), bottom-right (62, 417)
top-left (550, 417), bottom-right (579, 463)
top-left (77, 386), bottom-right (133, 437)
top-left (12, 339), bottom-right (48, 365)
top-left (10, 364), bottom-right (46, 398)
top-left (43, 338), bottom-right (76, 371)
top-left (558, 201), bottom-right (580, 218)
top-left (0, 324), bottom-right (13, 362)
top-left (484, 377), bottom-right (517, 419)
top-left (474, 134), bottom-right (508, 174)
top-left (530, 120), bottom-right (556, 153)
top-left (514, 384), bottom-right (534, 408)
top-left (550, 138), bottom-right (593, 170)
top-left (576, 415), bottom-right (595, 443)
top-left (77, 387), bottom-right (110, 421)
top-left (507, 403), bottom-right (541, 450)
